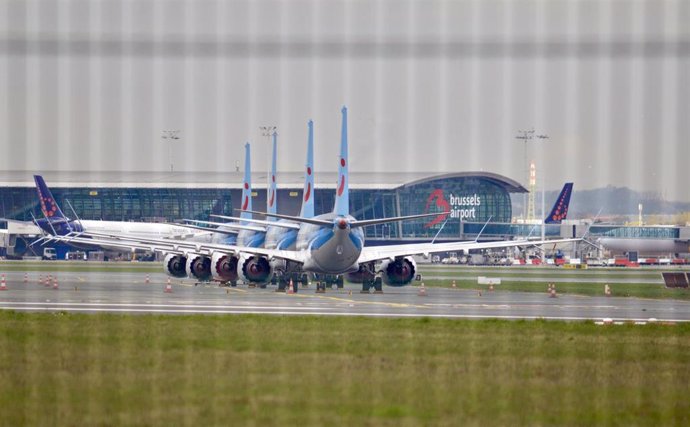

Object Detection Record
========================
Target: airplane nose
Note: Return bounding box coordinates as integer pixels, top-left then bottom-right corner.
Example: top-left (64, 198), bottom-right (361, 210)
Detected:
top-left (337, 219), bottom-right (348, 230)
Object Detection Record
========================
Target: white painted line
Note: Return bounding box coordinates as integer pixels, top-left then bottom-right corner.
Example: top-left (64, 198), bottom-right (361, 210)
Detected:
top-left (0, 306), bottom-right (688, 322)
top-left (0, 301), bottom-right (333, 311)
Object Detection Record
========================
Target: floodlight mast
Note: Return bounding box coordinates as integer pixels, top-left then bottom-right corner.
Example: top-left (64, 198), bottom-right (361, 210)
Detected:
top-left (515, 129), bottom-right (548, 222)
top-left (260, 125), bottom-right (277, 212)
top-left (161, 130), bottom-right (181, 172)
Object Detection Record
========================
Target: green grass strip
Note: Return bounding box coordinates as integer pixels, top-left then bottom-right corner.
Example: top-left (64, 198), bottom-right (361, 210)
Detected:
top-left (419, 278), bottom-right (690, 300)
top-left (0, 312), bottom-right (688, 426)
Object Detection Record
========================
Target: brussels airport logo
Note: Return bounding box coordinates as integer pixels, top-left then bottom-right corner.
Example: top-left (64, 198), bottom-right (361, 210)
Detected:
top-left (424, 189), bottom-right (481, 228)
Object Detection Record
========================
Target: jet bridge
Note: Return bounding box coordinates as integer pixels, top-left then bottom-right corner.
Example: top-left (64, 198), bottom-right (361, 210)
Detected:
top-left (0, 219), bottom-right (43, 257)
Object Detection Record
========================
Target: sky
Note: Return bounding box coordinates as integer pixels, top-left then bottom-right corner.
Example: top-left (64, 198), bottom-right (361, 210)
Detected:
top-left (1, 0), bottom-right (688, 202)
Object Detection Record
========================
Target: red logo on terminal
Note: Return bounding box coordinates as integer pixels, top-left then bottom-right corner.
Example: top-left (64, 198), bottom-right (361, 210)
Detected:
top-left (424, 189), bottom-right (450, 228)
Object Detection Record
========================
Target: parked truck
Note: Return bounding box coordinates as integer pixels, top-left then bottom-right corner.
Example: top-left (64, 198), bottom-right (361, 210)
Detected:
top-left (42, 247), bottom-right (57, 260)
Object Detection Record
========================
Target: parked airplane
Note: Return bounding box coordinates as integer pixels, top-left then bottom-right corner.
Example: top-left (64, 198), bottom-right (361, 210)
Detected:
top-left (48, 107), bottom-right (581, 291)
top-left (186, 122), bottom-right (313, 286)
top-left (32, 175), bottom-right (217, 240)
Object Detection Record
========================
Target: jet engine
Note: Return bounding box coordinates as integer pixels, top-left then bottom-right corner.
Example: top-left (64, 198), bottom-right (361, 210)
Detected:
top-left (185, 255), bottom-right (212, 281)
top-left (238, 254), bottom-right (274, 285)
top-left (345, 263), bottom-right (375, 283)
top-left (211, 252), bottom-right (239, 282)
top-left (380, 257), bottom-right (417, 286)
top-left (164, 254), bottom-right (188, 278)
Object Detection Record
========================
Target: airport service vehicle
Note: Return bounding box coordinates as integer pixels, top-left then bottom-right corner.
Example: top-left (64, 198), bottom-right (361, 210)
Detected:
top-left (42, 247), bottom-right (57, 260)
top-left (48, 107), bottom-right (581, 291)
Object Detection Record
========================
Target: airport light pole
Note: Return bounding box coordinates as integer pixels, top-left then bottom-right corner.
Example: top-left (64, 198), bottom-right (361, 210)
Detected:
top-left (260, 126), bottom-right (277, 210)
top-left (161, 130), bottom-right (181, 173)
top-left (515, 129), bottom-right (548, 221)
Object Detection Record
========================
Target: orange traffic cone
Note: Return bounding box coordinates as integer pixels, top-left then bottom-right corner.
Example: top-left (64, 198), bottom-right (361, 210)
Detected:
top-left (165, 278), bottom-right (173, 293)
top-left (549, 285), bottom-right (557, 298)
top-left (0, 274), bottom-right (7, 291)
top-left (418, 282), bottom-right (427, 297)
top-left (46, 274), bottom-right (52, 287)
top-left (287, 279), bottom-right (294, 294)
top-left (52, 277), bottom-right (59, 290)
top-left (39, 274), bottom-right (43, 286)
top-left (145, 274), bottom-right (150, 284)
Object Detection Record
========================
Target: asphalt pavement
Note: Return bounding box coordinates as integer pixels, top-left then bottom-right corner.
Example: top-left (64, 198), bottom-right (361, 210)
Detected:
top-left (0, 270), bottom-right (688, 322)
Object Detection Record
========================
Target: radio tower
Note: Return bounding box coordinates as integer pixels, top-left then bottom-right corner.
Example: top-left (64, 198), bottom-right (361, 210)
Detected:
top-left (527, 162), bottom-right (537, 221)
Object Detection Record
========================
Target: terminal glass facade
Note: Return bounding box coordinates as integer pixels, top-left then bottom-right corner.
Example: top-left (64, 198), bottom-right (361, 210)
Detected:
top-left (589, 225), bottom-right (680, 239)
top-left (0, 188), bottom-right (233, 223)
top-left (0, 174), bottom-right (517, 240)
top-left (396, 176), bottom-right (513, 239)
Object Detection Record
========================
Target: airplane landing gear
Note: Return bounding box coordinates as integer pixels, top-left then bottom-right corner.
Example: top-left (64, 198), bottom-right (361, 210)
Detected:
top-left (360, 277), bottom-right (383, 294)
top-left (312, 274), bottom-right (342, 293)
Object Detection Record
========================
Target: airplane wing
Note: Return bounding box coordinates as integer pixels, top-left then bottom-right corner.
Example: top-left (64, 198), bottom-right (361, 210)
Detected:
top-left (357, 238), bottom-right (581, 264)
top-left (45, 231), bottom-right (308, 264)
top-left (210, 214), bottom-right (301, 230)
top-left (181, 220), bottom-right (262, 233)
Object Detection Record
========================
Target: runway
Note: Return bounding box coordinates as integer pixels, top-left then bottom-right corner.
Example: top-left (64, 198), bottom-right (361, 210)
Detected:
top-left (1, 271), bottom-right (689, 322)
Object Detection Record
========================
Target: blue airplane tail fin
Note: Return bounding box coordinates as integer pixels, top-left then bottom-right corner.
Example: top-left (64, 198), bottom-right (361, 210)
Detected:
top-left (33, 175), bottom-right (68, 221)
top-left (333, 106), bottom-right (349, 217)
top-left (240, 143), bottom-right (253, 224)
top-left (299, 120), bottom-right (315, 218)
top-left (267, 132), bottom-right (278, 219)
top-left (545, 183), bottom-right (573, 224)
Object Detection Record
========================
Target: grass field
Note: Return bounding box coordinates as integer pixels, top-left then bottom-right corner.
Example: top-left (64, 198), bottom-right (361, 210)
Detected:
top-left (0, 260), bottom-right (161, 273)
top-left (417, 265), bottom-right (690, 300)
top-left (418, 277), bottom-right (690, 300)
top-left (1, 312), bottom-right (689, 425)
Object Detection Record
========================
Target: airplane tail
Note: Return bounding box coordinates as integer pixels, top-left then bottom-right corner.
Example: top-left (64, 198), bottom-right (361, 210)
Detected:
top-left (544, 183), bottom-right (573, 224)
top-left (299, 120), bottom-right (315, 219)
top-left (333, 106), bottom-right (349, 217)
top-left (240, 143), bottom-right (253, 224)
top-left (33, 175), bottom-right (68, 221)
top-left (267, 132), bottom-right (278, 219)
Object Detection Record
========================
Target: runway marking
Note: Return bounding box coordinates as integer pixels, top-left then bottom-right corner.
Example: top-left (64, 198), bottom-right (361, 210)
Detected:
top-left (291, 292), bottom-right (429, 309)
top-left (424, 302), bottom-right (620, 310)
top-left (0, 301), bottom-right (334, 311)
top-left (1, 305), bottom-right (688, 322)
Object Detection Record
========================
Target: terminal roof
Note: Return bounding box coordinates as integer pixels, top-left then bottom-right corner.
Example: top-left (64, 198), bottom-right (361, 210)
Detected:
top-left (0, 170), bottom-right (528, 193)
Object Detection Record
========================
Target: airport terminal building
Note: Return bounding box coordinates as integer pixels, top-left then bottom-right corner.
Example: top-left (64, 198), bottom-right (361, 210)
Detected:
top-left (0, 170), bottom-right (522, 237)
top-left (1, 170), bottom-right (688, 258)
